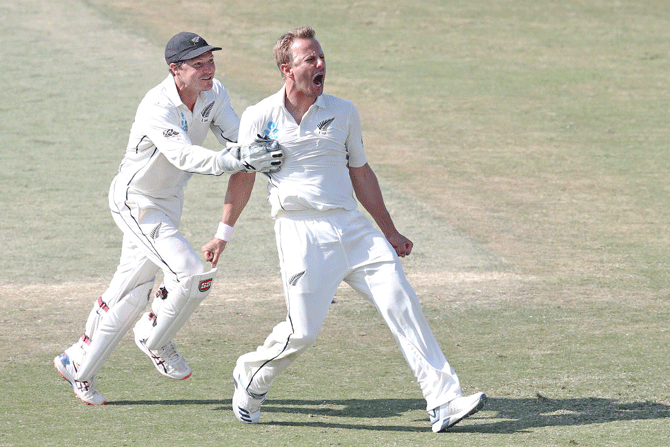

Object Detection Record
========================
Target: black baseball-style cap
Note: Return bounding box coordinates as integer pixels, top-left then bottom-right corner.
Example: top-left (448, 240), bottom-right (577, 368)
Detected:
top-left (165, 32), bottom-right (222, 64)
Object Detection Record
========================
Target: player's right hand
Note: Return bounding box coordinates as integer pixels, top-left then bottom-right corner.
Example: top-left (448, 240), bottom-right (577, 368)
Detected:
top-left (202, 238), bottom-right (227, 267)
top-left (239, 137), bottom-right (284, 173)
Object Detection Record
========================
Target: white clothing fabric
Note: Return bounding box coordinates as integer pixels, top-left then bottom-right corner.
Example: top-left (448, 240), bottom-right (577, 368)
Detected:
top-left (119, 75), bottom-right (239, 199)
top-left (108, 75), bottom-right (239, 290)
top-left (237, 86), bottom-right (366, 217)
top-left (234, 88), bottom-right (462, 411)
top-left (68, 75), bottom-right (240, 378)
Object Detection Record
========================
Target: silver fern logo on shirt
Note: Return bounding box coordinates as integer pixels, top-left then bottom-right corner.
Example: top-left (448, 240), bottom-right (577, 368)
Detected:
top-left (200, 102), bottom-right (214, 122)
top-left (149, 223), bottom-right (162, 240)
top-left (317, 117), bottom-right (335, 133)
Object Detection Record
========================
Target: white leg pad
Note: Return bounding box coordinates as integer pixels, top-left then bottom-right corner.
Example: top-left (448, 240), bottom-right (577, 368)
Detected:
top-left (142, 268), bottom-right (217, 350)
top-left (75, 281), bottom-right (153, 381)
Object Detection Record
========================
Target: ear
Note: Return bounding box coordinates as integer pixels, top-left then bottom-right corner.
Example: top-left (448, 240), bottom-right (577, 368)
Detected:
top-left (280, 63), bottom-right (292, 79)
top-left (169, 63), bottom-right (180, 76)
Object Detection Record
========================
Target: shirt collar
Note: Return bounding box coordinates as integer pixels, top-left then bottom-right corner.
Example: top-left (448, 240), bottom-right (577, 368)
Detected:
top-left (163, 75), bottom-right (185, 107)
top-left (162, 75), bottom-right (207, 109)
top-left (275, 84), bottom-right (326, 111)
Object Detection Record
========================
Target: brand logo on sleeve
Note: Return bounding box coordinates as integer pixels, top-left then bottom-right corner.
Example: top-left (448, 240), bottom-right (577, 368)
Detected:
top-left (149, 223), bottom-right (162, 240)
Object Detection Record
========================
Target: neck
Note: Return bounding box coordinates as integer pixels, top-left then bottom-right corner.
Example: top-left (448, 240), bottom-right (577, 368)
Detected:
top-left (175, 78), bottom-right (198, 111)
top-left (284, 84), bottom-right (316, 124)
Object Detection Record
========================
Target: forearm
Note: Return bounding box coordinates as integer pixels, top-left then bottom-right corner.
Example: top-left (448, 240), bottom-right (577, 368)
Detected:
top-left (220, 172), bottom-right (256, 226)
top-left (361, 196), bottom-right (398, 239)
top-left (203, 172), bottom-right (256, 266)
top-left (350, 165), bottom-right (398, 238)
top-left (350, 164), bottom-right (413, 257)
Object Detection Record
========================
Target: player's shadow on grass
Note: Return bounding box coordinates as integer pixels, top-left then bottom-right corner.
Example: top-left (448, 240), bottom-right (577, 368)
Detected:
top-left (456, 395), bottom-right (669, 434)
top-left (109, 396), bottom-right (670, 433)
top-left (254, 396), bottom-right (670, 433)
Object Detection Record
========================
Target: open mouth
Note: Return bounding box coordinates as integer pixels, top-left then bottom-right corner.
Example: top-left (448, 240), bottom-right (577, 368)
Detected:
top-left (313, 73), bottom-right (324, 87)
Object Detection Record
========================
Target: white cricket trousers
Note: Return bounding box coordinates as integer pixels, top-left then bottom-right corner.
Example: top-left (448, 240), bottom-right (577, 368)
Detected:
top-left (235, 209), bottom-right (462, 411)
top-left (106, 180), bottom-right (205, 295)
top-left (68, 178), bottom-right (204, 378)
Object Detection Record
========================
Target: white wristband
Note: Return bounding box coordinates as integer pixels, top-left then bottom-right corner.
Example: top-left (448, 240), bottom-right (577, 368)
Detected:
top-left (215, 222), bottom-right (234, 241)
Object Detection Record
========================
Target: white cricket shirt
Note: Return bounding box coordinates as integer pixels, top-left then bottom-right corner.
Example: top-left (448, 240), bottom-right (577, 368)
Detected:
top-left (117, 75), bottom-right (240, 200)
top-left (238, 86), bottom-right (367, 217)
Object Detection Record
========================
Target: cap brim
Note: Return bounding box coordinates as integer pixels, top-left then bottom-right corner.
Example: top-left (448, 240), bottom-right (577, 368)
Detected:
top-left (175, 45), bottom-right (222, 63)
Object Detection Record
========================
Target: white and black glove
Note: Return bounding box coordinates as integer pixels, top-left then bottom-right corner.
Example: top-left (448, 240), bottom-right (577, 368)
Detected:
top-left (217, 135), bottom-right (284, 174)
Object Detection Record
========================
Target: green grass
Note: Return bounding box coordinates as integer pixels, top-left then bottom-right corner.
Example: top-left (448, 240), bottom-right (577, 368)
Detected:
top-left (1, 0), bottom-right (670, 445)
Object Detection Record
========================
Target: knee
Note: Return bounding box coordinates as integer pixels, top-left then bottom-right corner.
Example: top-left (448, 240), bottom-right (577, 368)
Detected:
top-left (186, 261), bottom-right (205, 277)
top-left (263, 320), bottom-right (321, 356)
top-left (290, 331), bottom-right (320, 350)
top-left (174, 255), bottom-right (205, 282)
top-left (267, 329), bottom-right (319, 354)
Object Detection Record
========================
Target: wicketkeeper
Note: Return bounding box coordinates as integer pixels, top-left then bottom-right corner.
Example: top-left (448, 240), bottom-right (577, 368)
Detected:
top-left (53, 32), bottom-right (283, 405)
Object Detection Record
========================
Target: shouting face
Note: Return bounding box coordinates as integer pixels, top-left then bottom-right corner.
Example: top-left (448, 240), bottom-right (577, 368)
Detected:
top-left (285, 37), bottom-right (326, 100)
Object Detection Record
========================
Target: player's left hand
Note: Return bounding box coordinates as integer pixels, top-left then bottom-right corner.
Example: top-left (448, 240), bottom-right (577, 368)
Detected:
top-left (387, 232), bottom-right (413, 258)
top-left (202, 238), bottom-right (227, 267)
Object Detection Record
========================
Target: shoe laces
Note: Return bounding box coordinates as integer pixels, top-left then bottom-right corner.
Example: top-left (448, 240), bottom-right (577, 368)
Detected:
top-left (156, 342), bottom-right (182, 364)
top-left (76, 375), bottom-right (97, 393)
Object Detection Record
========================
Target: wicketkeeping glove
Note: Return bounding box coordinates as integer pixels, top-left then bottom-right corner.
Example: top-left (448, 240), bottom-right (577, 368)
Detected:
top-left (217, 135), bottom-right (284, 174)
top-left (238, 135), bottom-right (284, 173)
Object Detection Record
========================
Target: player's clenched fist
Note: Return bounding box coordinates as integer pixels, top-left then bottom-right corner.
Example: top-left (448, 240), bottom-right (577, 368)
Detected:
top-left (202, 238), bottom-right (226, 267)
top-left (387, 232), bottom-right (413, 258)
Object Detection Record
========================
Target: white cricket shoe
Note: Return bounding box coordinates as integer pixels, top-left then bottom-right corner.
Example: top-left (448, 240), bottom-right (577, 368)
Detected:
top-left (53, 353), bottom-right (107, 405)
top-left (134, 335), bottom-right (192, 380)
top-left (232, 370), bottom-right (267, 424)
top-left (429, 392), bottom-right (487, 432)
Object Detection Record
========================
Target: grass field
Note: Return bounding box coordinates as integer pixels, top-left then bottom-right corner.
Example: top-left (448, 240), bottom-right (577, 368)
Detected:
top-left (1, 0), bottom-right (669, 445)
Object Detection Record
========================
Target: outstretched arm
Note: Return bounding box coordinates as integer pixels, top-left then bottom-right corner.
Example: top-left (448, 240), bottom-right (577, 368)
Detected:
top-left (349, 163), bottom-right (413, 257)
top-left (202, 172), bottom-right (257, 267)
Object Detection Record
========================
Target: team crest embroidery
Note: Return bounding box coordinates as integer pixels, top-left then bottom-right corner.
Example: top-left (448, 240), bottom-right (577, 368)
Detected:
top-left (149, 223), bottom-right (162, 240)
top-left (317, 117), bottom-right (335, 133)
top-left (201, 102), bottom-right (214, 122)
top-left (288, 271), bottom-right (305, 286)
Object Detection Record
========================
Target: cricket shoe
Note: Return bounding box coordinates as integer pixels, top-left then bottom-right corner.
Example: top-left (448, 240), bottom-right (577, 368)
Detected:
top-left (232, 371), bottom-right (267, 424)
top-left (135, 336), bottom-right (192, 380)
top-left (430, 392), bottom-right (487, 432)
top-left (53, 353), bottom-right (107, 405)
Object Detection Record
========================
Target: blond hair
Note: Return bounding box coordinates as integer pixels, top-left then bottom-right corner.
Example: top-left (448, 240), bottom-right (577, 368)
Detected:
top-left (273, 26), bottom-right (316, 78)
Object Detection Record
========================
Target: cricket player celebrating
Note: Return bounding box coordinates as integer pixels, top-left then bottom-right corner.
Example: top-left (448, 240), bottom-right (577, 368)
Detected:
top-left (54, 32), bottom-right (283, 405)
top-left (202, 26), bottom-right (485, 432)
